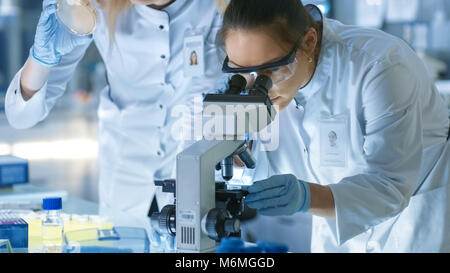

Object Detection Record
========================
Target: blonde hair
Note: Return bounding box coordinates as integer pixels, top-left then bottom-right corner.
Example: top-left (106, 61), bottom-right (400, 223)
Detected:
top-left (96, 0), bottom-right (132, 41)
top-left (97, 0), bottom-right (228, 41)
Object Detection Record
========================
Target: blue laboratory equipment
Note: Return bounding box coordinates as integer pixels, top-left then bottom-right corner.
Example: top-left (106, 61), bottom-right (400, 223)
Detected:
top-left (0, 239), bottom-right (13, 253)
top-left (0, 210), bottom-right (28, 249)
top-left (0, 156), bottom-right (29, 187)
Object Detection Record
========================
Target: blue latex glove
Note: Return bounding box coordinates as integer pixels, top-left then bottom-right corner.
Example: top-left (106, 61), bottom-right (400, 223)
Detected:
top-left (149, 228), bottom-right (175, 253)
top-left (149, 227), bottom-right (162, 249)
top-left (31, 0), bottom-right (92, 66)
top-left (245, 174), bottom-right (311, 216)
top-left (162, 234), bottom-right (176, 253)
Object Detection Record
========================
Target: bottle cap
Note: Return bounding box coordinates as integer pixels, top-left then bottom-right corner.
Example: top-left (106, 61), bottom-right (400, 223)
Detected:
top-left (43, 197), bottom-right (62, 210)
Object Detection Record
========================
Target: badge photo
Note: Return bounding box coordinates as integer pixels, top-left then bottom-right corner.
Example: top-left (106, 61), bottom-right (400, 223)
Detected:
top-left (183, 35), bottom-right (205, 77)
top-left (319, 116), bottom-right (348, 168)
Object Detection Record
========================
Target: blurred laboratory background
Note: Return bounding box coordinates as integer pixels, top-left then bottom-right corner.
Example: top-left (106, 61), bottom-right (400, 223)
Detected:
top-left (1, 0), bottom-right (450, 203)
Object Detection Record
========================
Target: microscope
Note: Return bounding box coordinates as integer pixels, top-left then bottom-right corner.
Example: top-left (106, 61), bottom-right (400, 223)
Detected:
top-left (151, 74), bottom-right (276, 253)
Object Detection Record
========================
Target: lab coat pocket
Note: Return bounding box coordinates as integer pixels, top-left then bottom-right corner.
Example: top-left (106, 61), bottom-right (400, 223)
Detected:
top-left (117, 103), bottom-right (166, 170)
top-left (98, 88), bottom-right (166, 176)
top-left (98, 86), bottom-right (120, 127)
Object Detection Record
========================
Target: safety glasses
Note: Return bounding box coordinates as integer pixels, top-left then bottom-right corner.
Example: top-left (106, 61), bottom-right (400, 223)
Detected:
top-left (222, 44), bottom-right (299, 84)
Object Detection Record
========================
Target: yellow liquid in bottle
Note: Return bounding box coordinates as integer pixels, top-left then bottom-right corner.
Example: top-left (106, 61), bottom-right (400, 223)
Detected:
top-left (42, 225), bottom-right (64, 253)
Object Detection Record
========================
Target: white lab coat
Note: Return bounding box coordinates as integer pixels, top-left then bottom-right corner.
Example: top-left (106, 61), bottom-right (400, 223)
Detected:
top-left (5, 0), bottom-right (224, 219)
top-left (241, 16), bottom-right (450, 253)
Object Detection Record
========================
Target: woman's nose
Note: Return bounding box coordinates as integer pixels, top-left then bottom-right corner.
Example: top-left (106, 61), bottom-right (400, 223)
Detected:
top-left (257, 69), bottom-right (273, 78)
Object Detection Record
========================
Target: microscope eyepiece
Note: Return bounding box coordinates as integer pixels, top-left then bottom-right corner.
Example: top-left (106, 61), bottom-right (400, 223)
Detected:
top-left (250, 75), bottom-right (272, 97)
top-left (227, 74), bottom-right (247, 95)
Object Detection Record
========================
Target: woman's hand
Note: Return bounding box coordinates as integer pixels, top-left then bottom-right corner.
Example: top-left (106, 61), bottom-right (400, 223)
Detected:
top-left (31, 0), bottom-right (92, 66)
top-left (245, 174), bottom-right (311, 216)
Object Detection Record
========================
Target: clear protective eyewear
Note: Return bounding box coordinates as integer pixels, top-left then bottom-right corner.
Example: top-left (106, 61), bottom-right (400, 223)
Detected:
top-left (56, 0), bottom-right (98, 36)
top-left (222, 44), bottom-right (299, 85)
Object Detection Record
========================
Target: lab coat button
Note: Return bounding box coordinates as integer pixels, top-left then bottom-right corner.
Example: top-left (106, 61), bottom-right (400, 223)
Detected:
top-left (161, 55), bottom-right (166, 59)
top-left (159, 25), bottom-right (165, 30)
top-left (159, 104), bottom-right (164, 109)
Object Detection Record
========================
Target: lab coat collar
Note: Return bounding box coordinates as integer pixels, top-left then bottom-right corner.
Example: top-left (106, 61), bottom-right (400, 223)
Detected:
top-left (163, 0), bottom-right (191, 16)
top-left (134, 0), bottom-right (190, 23)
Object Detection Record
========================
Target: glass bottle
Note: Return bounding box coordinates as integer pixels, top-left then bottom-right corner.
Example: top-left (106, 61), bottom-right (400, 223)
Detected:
top-left (41, 197), bottom-right (64, 253)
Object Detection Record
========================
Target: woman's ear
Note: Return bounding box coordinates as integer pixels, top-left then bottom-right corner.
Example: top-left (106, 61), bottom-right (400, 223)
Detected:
top-left (301, 27), bottom-right (318, 57)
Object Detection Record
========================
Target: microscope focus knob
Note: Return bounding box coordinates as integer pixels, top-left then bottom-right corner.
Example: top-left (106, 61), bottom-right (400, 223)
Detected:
top-left (202, 208), bottom-right (240, 242)
top-left (151, 204), bottom-right (176, 237)
top-left (224, 219), bottom-right (240, 234)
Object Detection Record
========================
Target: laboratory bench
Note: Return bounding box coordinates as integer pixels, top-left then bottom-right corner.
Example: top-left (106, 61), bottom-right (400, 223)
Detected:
top-left (0, 184), bottom-right (156, 253)
top-left (0, 184), bottom-right (278, 254)
top-left (0, 184), bottom-right (98, 214)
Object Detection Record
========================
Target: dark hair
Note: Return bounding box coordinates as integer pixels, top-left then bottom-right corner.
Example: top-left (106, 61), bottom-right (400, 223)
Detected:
top-left (219, 0), bottom-right (318, 50)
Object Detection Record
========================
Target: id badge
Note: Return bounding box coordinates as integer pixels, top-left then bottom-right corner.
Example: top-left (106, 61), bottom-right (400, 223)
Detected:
top-left (183, 34), bottom-right (205, 77)
top-left (319, 114), bottom-right (348, 168)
